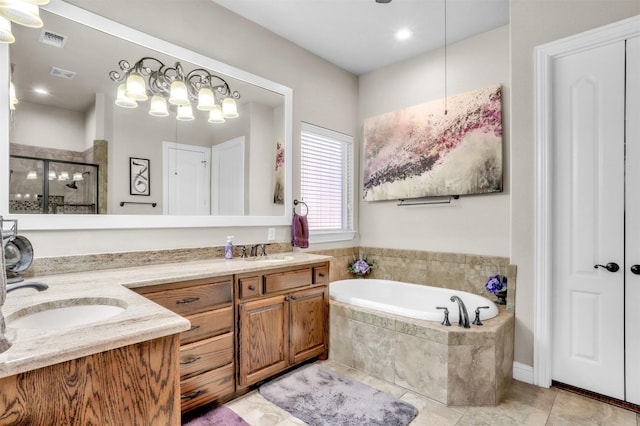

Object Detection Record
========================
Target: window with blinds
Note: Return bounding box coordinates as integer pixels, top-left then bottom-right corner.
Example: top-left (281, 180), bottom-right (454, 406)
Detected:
top-left (300, 122), bottom-right (353, 236)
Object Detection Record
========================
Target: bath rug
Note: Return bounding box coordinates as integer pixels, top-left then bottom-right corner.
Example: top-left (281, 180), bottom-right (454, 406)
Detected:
top-left (183, 405), bottom-right (250, 426)
top-left (259, 363), bottom-right (418, 426)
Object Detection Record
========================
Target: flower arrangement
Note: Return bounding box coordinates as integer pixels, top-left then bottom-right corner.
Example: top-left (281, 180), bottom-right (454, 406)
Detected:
top-left (348, 254), bottom-right (375, 277)
top-left (485, 272), bottom-right (508, 305)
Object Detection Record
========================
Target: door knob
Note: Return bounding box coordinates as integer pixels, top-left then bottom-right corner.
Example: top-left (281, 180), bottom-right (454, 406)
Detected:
top-left (631, 265), bottom-right (640, 275)
top-left (594, 262), bottom-right (620, 273)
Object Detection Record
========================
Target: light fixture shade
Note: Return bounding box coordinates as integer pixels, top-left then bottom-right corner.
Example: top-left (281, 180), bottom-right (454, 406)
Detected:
top-left (0, 1), bottom-right (43, 28)
top-left (169, 80), bottom-right (189, 106)
top-left (125, 72), bottom-right (147, 101)
top-left (0, 15), bottom-right (14, 44)
top-left (72, 172), bottom-right (84, 181)
top-left (26, 170), bottom-right (37, 180)
top-left (58, 171), bottom-right (69, 181)
top-left (197, 87), bottom-right (215, 111)
top-left (222, 97), bottom-right (239, 118)
top-left (20, 0), bottom-right (51, 5)
top-left (115, 83), bottom-right (137, 108)
top-left (208, 105), bottom-right (225, 123)
top-left (176, 104), bottom-right (194, 121)
top-left (48, 171), bottom-right (56, 180)
top-left (149, 95), bottom-right (169, 117)
top-left (9, 80), bottom-right (18, 105)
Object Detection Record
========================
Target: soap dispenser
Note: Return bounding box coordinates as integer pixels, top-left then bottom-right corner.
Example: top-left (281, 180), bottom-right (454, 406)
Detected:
top-left (225, 236), bottom-right (234, 259)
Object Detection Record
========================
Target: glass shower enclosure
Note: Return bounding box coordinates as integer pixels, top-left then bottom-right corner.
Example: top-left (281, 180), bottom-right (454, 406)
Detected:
top-left (9, 155), bottom-right (100, 214)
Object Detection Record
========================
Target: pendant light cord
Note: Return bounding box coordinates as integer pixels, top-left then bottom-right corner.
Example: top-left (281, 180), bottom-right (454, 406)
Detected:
top-left (444, 0), bottom-right (448, 115)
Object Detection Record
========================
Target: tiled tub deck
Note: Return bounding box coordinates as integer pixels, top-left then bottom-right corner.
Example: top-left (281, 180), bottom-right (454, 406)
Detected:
top-left (330, 300), bottom-right (514, 406)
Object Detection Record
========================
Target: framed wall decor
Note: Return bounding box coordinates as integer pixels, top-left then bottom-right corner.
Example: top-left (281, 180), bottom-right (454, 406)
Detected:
top-left (129, 157), bottom-right (150, 196)
top-left (363, 84), bottom-right (503, 201)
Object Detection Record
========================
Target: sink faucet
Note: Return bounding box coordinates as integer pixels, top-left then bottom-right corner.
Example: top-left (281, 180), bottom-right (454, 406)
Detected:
top-left (250, 244), bottom-right (268, 257)
top-left (0, 235), bottom-right (11, 352)
top-left (450, 295), bottom-right (470, 328)
top-left (7, 282), bottom-right (48, 293)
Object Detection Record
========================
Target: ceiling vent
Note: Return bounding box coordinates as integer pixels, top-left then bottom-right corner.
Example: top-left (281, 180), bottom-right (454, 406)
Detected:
top-left (50, 67), bottom-right (76, 80)
top-left (39, 29), bottom-right (67, 48)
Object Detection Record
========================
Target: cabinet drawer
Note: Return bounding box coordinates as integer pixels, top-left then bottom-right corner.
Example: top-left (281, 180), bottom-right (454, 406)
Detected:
top-left (239, 276), bottom-right (262, 299)
top-left (180, 363), bottom-right (235, 413)
top-left (180, 333), bottom-right (234, 379)
top-left (145, 281), bottom-right (232, 316)
top-left (181, 307), bottom-right (233, 345)
top-left (313, 265), bottom-right (329, 285)
top-left (264, 268), bottom-right (312, 294)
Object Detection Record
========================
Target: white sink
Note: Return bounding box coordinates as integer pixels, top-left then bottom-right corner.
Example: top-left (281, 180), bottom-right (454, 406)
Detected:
top-left (8, 298), bottom-right (127, 330)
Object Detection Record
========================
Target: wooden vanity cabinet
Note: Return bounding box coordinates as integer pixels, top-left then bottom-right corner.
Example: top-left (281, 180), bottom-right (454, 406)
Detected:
top-left (237, 262), bottom-right (329, 388)
top-left (134, 275), bottom-right (234, 413)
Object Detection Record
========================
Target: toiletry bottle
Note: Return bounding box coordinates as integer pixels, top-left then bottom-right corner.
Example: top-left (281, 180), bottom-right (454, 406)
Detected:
top-left (225, 236), bottom-right (234, 259)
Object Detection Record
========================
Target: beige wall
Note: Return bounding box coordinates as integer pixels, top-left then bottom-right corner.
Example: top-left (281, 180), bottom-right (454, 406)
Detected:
top-left (359, 26), bottom-right (510, 258)
top-left (510, 0), bottom-right (640, 367)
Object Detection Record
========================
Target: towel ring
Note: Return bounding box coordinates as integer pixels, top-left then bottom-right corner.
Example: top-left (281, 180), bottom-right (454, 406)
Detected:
top-left (293, 199), bottom-right (308, 216)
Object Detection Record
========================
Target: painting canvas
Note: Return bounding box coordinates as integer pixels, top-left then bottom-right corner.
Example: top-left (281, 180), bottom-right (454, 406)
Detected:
top-left (363, 84), bottom-right (503, 201)
top-left (273, 139), bottom-right (284, 204)
top-left (129, 157), bottom-right (150, 196)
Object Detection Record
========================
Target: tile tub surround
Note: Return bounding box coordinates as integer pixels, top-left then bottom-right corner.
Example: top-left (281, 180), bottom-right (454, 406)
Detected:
top-left (0, 252), bottom-right (330, 378)
top-left (311, 247), bottom-right (516, 313)
top-left (329, 300), bottom-right (514, 406)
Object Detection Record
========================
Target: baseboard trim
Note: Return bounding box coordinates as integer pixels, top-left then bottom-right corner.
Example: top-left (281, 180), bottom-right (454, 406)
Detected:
top-left (513, 362), bottom-right (534, 384)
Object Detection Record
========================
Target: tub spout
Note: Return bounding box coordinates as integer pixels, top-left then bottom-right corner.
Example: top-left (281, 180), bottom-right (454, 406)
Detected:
top-left (450, 295), bottom-right (470, 328)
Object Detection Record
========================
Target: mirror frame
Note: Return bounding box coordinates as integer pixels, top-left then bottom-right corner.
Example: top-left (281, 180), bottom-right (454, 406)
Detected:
top-left (0, 0), bottom-right (293, 230)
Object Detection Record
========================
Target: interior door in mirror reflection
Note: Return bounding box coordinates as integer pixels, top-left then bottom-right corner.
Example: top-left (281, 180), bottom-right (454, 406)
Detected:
top-left (130, 157), bottom-right (150, 196)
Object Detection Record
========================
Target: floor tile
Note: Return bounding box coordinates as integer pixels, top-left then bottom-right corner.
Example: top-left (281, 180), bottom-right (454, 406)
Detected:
top-left (546, 390), bottom-right (637, 426)
top-left (401, 390), bottom-right (466, 426)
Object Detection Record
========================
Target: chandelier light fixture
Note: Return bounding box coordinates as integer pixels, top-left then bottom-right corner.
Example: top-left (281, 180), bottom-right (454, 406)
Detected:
top-left (109, 57), bottom-right (241, 123)
top-left (0, 0), bottom-right (49, 44)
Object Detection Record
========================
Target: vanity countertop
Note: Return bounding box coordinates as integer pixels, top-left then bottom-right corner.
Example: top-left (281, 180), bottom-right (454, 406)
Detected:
top-left (0, 252), bottom-right (331, 379)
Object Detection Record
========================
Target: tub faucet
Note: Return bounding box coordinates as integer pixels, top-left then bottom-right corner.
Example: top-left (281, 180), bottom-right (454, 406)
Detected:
top-left (450, 295), bottom-right (470, 328)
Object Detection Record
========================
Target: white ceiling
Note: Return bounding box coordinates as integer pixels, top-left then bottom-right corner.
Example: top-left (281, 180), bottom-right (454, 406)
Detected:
top-left (212, 0), bottom-right (509, 75)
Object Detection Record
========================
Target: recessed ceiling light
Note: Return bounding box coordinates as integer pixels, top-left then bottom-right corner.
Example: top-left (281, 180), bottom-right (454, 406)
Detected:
top-left (395, 28), bottom-right (412, 41)
top-left (33, 87), bottom-right (49, 95)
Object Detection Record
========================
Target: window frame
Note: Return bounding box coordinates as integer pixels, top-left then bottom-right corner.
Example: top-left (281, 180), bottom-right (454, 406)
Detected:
top-left (300, 122), bottom-right (356, 244)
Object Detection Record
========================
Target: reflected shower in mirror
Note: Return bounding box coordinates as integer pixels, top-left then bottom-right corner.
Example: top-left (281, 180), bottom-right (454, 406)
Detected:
top-left (4, 3), bottom-right (291, 223)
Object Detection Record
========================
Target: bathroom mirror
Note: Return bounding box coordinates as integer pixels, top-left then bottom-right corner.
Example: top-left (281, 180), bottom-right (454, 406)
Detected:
top-left (0, 1), bottom-right (293, 229)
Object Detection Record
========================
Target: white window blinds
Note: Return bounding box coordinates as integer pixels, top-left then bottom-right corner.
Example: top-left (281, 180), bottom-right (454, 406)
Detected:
top-left (300, 122), bottom-right (353, 234)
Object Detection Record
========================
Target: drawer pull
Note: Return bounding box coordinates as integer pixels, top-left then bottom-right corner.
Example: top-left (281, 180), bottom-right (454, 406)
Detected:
top-left (180, 390), bottom-right (203, 400)
top-left (176, 297), bottom-right (200, 305)
top-left (318, 273), bottom-right (325, 277)
top-left (248, 285), bottom-right (256, 291)
top-left (186, 325), bottom-right (200, 333)
top-left (180, 355), bottom-right (202, 365)
top-left (291, 295), bottom-right (297, 300)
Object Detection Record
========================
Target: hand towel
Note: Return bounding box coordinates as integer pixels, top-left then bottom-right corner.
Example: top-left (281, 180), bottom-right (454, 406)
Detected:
top-left (291, 212), bottom-right (309, 248)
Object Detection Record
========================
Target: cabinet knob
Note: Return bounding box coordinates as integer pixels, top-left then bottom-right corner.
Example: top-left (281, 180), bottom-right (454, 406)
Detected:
top-left (248, 285), bottom-right (256, 291)
top-left (291, 295), bottom-right (297, 300)
top-left (284, 296), bottom-right (290, 301)
top-left (631, 265), bottom-right (640, 275)
top-left (318, 273), bottom-right (325, 277)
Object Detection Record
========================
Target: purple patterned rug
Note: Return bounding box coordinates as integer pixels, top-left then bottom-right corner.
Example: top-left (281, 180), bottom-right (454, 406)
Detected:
top-left (183, 405), bottom-right (249, 426)
top-left (259, 364), bottom-right (418, 426)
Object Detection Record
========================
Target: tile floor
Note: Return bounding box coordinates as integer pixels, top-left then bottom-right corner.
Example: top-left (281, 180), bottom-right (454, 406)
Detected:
top-left (225, 360), bottom-right (640, 425)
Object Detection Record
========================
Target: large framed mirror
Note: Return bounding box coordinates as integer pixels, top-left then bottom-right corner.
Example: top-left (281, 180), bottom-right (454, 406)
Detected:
top-left (0, 0), bottom-right (293, 230)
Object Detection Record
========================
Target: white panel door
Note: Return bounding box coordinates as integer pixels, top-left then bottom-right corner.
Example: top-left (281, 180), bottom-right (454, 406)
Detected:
top-left (163, 142), bottom-right (210, 215)
top-left (625, 36), bottom-right (640, 405)
top-left (211, 137), bottom-right (245, 215)
top-left (551, 40), bottom-right (626, 399)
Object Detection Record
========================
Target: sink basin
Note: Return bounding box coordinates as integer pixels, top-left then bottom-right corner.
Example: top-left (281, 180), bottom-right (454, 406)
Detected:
top-left (7, 298), bottom-right (127, 330)
top-left (248, 255), bottom-right (295, 263)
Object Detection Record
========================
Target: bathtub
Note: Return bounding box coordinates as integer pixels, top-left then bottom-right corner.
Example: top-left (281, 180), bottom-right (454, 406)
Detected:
top-left (330, 279), bottom-right (499, 322)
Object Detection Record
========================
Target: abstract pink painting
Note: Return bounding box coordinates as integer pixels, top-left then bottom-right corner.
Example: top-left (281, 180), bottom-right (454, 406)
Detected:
top-left (363, 84), bottom-right (503, 201)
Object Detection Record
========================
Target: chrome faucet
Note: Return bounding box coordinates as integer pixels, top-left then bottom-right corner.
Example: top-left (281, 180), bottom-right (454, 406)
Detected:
top-left (450, 295), bottom-right (470, 328)
top-left (7, 282), bottom-right (48, 293)
top-left (250, 244), bottom-right (268, 257)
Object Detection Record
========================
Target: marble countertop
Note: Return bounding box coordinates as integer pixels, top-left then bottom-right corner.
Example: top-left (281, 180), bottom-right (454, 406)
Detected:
top-left (0, 252), bottom-right (331, 379)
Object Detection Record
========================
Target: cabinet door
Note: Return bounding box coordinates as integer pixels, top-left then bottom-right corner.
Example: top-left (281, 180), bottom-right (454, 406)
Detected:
top-left (238, 295), bottom-right (288, 387)
top-left (289, 287), bottom-right (327, 365)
